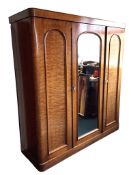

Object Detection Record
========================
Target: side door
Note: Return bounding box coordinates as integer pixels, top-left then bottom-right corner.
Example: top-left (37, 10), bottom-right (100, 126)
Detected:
top-left (103, 27), bottom-right (125, 131)
top-left (34, 18), bottom-right (72, 161)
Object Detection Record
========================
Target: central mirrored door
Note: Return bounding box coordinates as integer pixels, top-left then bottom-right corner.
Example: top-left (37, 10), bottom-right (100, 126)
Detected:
top-left (78, 33), bottom-right (100, 138)
top-left (72, 23), bottom-right (105, 145)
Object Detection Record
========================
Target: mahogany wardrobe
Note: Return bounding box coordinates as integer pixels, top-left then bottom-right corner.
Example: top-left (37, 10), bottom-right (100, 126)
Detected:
top-left (9, 8), bottom-right (125, 171)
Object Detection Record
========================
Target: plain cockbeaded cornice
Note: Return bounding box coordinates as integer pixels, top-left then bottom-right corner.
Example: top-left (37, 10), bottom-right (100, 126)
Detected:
top-left (9, 8), bottom-right (125, 28)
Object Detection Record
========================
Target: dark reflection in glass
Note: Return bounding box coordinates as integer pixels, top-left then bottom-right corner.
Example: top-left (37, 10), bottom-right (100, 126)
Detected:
top-left (78, 34), bottom-right (100, 138)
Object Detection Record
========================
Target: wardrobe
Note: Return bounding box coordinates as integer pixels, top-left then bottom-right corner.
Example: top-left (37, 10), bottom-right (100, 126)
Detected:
top-left (9, 8), bottom-right (125, 171)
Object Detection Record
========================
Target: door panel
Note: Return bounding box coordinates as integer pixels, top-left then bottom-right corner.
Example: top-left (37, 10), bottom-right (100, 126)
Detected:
top-left (103, 27), bottom-right (125, 131)
top-left (72, 23), bottom-right (105, 146)
top-left (106, 35), bottom-right (120, 125)
top-left (34, 18), bottom-right (72, 160)
top-left (45, 30), bottom-right (67, 153)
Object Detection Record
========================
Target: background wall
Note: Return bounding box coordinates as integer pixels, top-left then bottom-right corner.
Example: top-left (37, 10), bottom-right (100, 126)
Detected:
top-left (0, 0), bottom-right (130, 174)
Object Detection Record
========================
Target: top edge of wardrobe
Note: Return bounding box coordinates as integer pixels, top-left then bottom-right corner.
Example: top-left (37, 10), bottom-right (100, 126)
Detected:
top-left (9, 8), bottom-right (125, 28)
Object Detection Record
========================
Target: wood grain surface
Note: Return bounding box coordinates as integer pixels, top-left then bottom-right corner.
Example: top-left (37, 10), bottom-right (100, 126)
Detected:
top-left (9, 8), bottom-right (125, 171)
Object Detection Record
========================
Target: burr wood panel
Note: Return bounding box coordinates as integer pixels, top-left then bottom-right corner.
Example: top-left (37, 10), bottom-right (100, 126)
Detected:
top-left (44, 30), bottom-right (67, 153)
top-left (106, 35), bottom-right (120, 125)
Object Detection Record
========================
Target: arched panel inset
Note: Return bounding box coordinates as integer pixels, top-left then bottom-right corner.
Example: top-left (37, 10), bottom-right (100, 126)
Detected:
top-left (106, 34), bottom-right (121, 125)
top-left (77, 33), bottom-right (101, 138)
top-left (44, 30), bottom-right (67, 154)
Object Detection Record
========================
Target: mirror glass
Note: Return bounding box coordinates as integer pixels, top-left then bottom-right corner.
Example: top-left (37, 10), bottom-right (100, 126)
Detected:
top-left (78, 33), bottom-right (100, 138)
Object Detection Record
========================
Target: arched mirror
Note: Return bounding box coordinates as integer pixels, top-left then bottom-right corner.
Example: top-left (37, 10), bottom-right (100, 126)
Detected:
top-left (77, 33), bottom-right (101, 138)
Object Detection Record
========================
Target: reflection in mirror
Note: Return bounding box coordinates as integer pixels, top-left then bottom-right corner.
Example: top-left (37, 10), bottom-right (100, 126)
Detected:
top-left (78, 33), bottom-right (100, 138)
